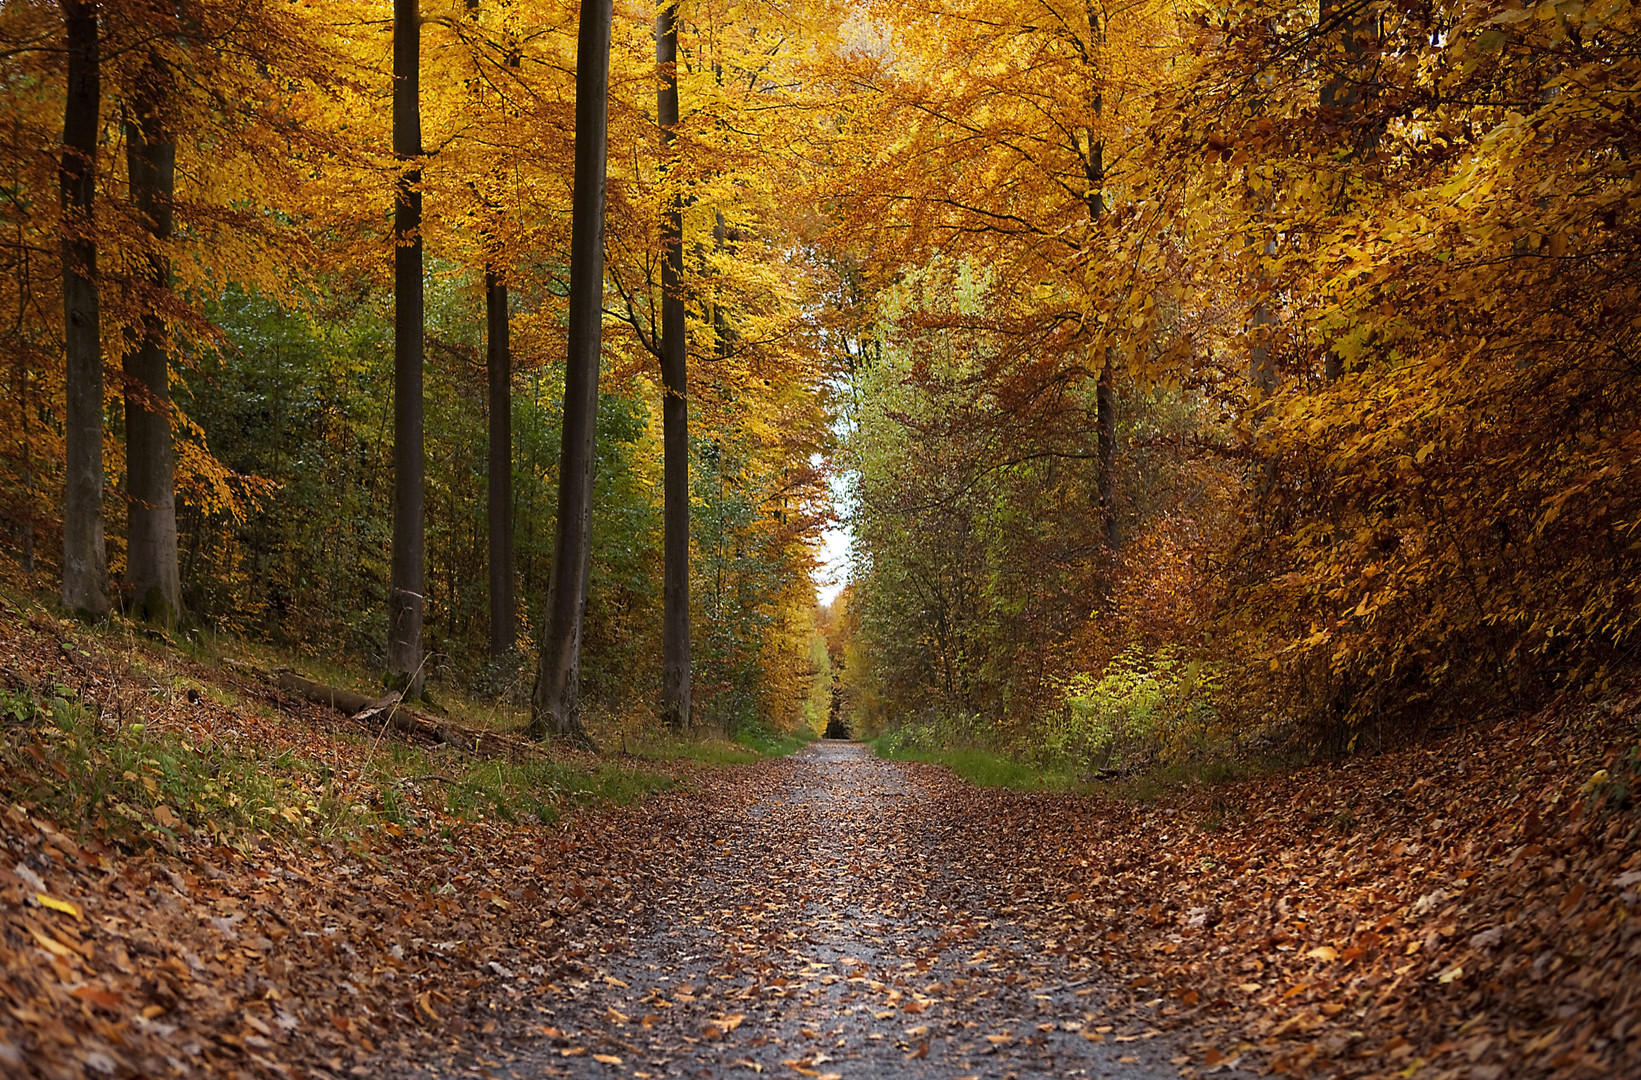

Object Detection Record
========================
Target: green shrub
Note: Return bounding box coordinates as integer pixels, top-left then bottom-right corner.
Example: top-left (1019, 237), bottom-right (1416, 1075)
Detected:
top-left (1037, 645), bottom-right (1220, 771)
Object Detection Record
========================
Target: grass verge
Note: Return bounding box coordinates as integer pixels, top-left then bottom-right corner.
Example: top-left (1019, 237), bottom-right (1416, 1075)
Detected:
top-left (0, 679), bottom-right (681, 851)
top-left (631, 723), bottom-right (819, 766)
top-left (868, 739), bottom-right (1086, 791)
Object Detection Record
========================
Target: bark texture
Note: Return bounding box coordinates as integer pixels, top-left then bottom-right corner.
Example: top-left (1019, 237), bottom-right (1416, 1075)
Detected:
top-left (123, 46), bottom-right (181, 626)
top-left (1095, 354), bottom-right (1118, 553)
top-left (656, 0), bottom-right (691, 730)
top-left (486, 266), bottom-right (514, 657)
top-left (60, 0), bottom-right (107, 619)
top-left (389, 0), bottom-right (425, 693)
top-left (530, 0), bottom-right (612, 745)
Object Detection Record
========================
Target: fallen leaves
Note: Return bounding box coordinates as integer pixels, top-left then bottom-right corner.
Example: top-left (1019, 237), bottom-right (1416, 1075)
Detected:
top-left (936, 689), bottom-right (1641, 1079)
top-left (2, 604), bottom-right (1637, 1080)
top-left (0, 610), bottom-right (750, 1079)
top-left (702, 1013), bottom-right (744, 1038)
top-left (33, 894), bottom-right (79, 920)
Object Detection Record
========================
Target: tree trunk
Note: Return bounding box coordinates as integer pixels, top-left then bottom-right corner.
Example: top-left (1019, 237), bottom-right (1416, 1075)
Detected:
top-left (1095, 351), bottom-right (1118, 552)
top-left (530, 0), bottom-right (612, 745)
top-left (59, 0), bottom-right (107, 620)
top-left (123, 48), bottom-right (181, 626)
top-left (1319, 0), bottom-right (1378, 384)
top-left (656, 0), bottom-right (691, 729)
top-left (487, 265), bottom-right (514, 657)
top-left (389, 0), bottom-right (425, 693)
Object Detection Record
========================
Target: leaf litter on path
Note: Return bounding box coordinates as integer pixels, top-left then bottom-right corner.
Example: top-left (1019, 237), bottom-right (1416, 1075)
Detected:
top-left (404, 742), bottom-right (1197, 1080)
top-left (4, 596), bottom-right (1637, 1080)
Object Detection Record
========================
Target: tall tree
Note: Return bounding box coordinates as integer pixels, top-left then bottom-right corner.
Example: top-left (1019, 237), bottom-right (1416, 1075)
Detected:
top-left (1318, 0), bottom-right (1380, 384)
top-left (123, 16), bottom-right (181, 625)
top-left (1082, 16), bottom-right (1118, 558)
top-left (529, 0), bottom-right (612, 744)
top-left (59, 0), bottom-right (107, 619)
top-left (655, 0), bottom-right (690, 729)
top-left (485, 261), bottom-right (512, 657)
top-left (389, 0), bottom-right (425, 693)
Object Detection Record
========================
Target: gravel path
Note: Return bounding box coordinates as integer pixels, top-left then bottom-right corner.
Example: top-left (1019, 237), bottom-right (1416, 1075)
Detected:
top-left (409, 742), bottom-right (1187, 1080)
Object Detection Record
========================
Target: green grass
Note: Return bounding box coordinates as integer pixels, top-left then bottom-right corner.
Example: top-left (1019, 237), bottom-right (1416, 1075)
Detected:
top-left (867, 729), bottom-right (1281, 802)
top-left (734, 724), bottom-right (818, 758)
top-left (0, 676), bottom-right (675, 851)
top-left (869, 739), bottom-right (1085, 792)
top-left (630, 723), bottom-right (818, 766)
top-left (1099, 753), bottom-right (1281, 803)
top-left (376, 741), bottom-right (675, 824)
top-left (0, 684), bottom-right (370, 846)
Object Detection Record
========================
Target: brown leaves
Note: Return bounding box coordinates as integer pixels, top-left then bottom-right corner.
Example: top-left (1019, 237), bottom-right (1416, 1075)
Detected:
top-left (702, 1013), bottom-right (744, 1039)
top-left (959, 693), bottom-right (1641, 1079)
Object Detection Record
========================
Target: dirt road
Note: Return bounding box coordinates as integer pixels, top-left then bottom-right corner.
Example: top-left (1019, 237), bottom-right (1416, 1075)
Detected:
top-left (409, 742), bottom-right (1186, 1079)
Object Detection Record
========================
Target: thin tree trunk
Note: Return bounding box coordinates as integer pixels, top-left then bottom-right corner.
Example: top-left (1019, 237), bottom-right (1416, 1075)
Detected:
top-left (1095, 352), bottom-right (1118, 552)
top-left (389, 0), bottom-right (425, 693)
top-left (1078, 11), bottom-right (1119, 562)
top-left (59, 0), bottom-right (107, 619)
top-left (530, 0), bottom-right (612, 745)
top-left (1319, 0), bottom-right (1378, 384)
top-left (656, 0), bottom-right (691, 729)
top-left (14, 174), bottom-right (35, 573)
top-left (123, 48), bottom-right (181, 626)
top-left (486, 265), bottom-right (514, 657)
top-left (1249, 285), bottom-right (1277, 495)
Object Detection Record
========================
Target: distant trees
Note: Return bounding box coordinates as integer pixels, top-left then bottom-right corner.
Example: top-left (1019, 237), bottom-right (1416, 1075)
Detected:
top-left (837, 0), bottom-right (1641, 750)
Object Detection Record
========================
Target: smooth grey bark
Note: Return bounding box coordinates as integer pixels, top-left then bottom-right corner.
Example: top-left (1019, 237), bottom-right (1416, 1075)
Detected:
top-left (123, 48), bottom-right (181, 626)
top-left (656, 0), bottom-right (690, 730)
top-left (1082, 63), bottom-right (1119, 557)
top-left (529, 0), bottom-right (612, 745)
top-left (1095, 356), bottom-right (1118, 552)
top-left (1249, 298), bottom-right (1276, 397)
top-left (486, 266), bottom-right (514, 657)
top-left (60, 0), bottom-right (107, 619)
top-left (389, 0), bottom-right (425, 693)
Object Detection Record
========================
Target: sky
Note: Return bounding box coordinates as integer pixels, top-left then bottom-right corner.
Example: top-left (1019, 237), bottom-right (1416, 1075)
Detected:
top-left (812, 454), bottom-right (852, 606)
top-left (815, 524), bottom-right (850, 606)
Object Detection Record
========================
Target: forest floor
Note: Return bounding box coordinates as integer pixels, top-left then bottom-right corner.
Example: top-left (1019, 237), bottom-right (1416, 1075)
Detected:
top-left (1, 597), bottom-right (1639, 1080)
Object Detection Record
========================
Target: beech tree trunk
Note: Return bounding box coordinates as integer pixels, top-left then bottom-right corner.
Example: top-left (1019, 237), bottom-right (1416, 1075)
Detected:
top-left (1095, 353), bottom-right (1118, 552)
top-left (486, 265), bottom-right (514, 657)
top-left (1078, 70), bottom-right (1121, 565)
top-left (123, 49), bottom-right (181, 626)
top-left (389, 0), bottom-right (425, 693)
top-left (1078, 17), bottom-right (1119, 562)
top-left (59, 0), bottom-right (107, 619)
top-left (1320, 0), bottom-right (1378, 384)
top-left (530, 0), bottom-right (612, 744)
top-left (656, 0), bottom-right (691, 729)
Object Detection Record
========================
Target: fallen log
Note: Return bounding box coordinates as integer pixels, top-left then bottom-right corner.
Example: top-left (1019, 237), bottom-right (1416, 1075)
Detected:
top-left (222, 659), bottom-right (541, 760)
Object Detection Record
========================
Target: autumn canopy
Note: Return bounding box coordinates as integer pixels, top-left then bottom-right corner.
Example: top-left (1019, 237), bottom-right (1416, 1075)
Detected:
top-left (0, 0), bottom-right (1635, 751)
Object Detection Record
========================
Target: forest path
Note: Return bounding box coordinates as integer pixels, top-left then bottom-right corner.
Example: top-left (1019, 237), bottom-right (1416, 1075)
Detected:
top-left (410, 741), bottom-right (1186, 1080)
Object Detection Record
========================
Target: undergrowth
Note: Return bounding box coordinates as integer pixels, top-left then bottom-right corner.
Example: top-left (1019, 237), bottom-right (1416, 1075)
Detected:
top-left (632, 722), bottom-right (817, 765)
top-left (0, 684), bottom-right (366, 846)
top-left (869, 738), bottom-right (1086, 792)
top-left (0, 677), bottom-right (674, 851)
top-left (0, 591), bottom-right (816, 852)
top-left (870, 712), bottom-right (1284, 801)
